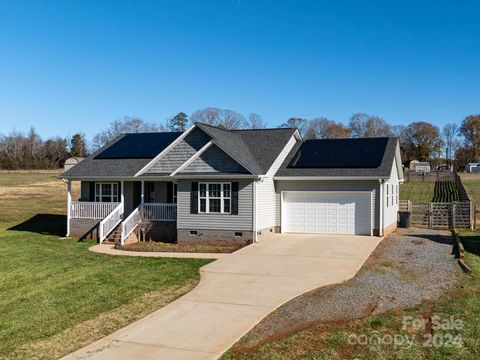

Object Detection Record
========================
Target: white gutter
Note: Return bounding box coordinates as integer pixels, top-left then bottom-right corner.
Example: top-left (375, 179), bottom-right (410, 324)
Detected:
top-left (379, 179), bottom-right (384, 237)
top-left (172, 174), bottom-right (260, 180)
top-left (252, 180), bottom-right (258, 243)
top-left (274, 176), bottom-right (388, 181)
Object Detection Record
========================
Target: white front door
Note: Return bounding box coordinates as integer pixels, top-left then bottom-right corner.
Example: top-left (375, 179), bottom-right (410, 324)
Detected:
top-left (282, 191), bottom-right (372, 235)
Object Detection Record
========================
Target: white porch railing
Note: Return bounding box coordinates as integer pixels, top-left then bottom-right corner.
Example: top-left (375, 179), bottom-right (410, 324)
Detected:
top-left (99, 203), bottom-right (123, 243)
top-left (121, 206), bottom-right (141, 245)
top-left (142, 203), bottom-right (177, 221)
top-left (70, 201), bottom-right (120, 219)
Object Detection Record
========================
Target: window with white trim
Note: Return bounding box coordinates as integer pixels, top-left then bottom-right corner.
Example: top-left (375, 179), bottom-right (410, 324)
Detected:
top-left (199, 182), bottom-right (231, 213)
top-left (173, 183), bottom-right (178, 204)
top-left (386, 183), bottom-right (389, 207)
top-left (95, 182), bottom-right (119, 202)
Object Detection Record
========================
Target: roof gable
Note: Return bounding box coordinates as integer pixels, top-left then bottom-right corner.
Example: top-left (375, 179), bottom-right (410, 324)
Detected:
top-left (179, 144), bottom-right (249, 174)
top-left (196, 123), bottom-right (297, 175)
top-left (144, 127), bottom-right (211, 175)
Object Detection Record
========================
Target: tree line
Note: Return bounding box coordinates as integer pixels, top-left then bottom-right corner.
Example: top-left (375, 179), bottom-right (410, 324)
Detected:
top-left (0, 128), bottom-right (87, 169)
top-left (1, 108), bottom-right (479, 170)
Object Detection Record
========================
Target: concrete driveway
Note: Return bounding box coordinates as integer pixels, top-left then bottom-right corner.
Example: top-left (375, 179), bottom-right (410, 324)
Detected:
top-left (64, 234), bottom-right (382, 360)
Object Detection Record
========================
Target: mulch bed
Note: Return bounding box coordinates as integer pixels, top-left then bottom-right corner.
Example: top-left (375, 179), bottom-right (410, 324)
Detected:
top-left (117, 241), bottom-right (245, 254)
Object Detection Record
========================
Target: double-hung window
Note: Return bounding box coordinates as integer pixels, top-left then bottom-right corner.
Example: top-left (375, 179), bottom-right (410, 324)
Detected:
top-left (95, 182), bottom-right (119, 202)
top-left (199, 182), bottom-right (231, 213)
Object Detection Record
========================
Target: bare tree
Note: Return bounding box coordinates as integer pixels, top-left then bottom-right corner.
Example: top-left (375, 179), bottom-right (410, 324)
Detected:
top-left (190, 107), bottom-right (245, 129)
top-left (442, 123), bottom-right (458, 168)
top-left (136, 210), bottom-right (154, 242)
top-left (304, 118), bottom-right (350, 139)
top-left (243, 113), bottom-right (267, 129)
top-left (92, 116), bottom-right (163, 149)
top-left (348, 113), bottom-right (392, 138)
top-left (218, 109), bottom-right (245, 129)
top-left (279, 117), bottom-right (309, 138)
top-left (190, 107), bottom-right (221, 126)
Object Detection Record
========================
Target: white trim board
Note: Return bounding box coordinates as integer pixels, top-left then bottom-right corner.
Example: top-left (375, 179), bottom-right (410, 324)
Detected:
top-left (170, 141), bottom-right (214, 176)
top-left (134, 125), bottom-right (197, 177)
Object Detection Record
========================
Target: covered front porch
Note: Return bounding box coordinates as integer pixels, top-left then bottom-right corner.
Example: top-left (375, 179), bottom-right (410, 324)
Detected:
top-left (66, 180), bottom-right (177, 244)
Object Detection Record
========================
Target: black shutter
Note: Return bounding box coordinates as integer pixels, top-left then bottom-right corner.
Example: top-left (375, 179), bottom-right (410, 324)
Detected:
top-left (191, 182), bottom-right (198, 214)
top-left (89, 182), bottom-right (95, 201)
top-left (231, 182), bottom-right (239, 215)
top-left (167, 182), bottom-right (173, 203)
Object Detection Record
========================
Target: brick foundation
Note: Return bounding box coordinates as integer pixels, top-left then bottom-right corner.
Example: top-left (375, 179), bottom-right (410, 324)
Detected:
top-left (144, 222), bottom-right (177, 242)
top-left (69, 218), bottom-right (100, 240)
top-left (177, 228), bottom-right (253, 245)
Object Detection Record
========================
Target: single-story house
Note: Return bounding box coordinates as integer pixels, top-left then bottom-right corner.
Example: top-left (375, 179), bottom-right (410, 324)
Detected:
top-left (59, 122), bottom-right (404, 245)
top-left (465, 162), bottom-right (480, 173)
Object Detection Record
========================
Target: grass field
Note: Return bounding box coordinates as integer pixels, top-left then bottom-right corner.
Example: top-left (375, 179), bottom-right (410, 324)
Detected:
top-left (399, 182), bottom-right (435, 203)
top-left (223, 236), bottom-right (480, 360)
top-left (0, 172), bottom-right (211, 359)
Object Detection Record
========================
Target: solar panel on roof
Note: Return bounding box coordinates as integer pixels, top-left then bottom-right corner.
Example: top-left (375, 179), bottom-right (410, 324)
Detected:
top-left (288, 138), bottom-right (388, 169)
top-left (95, 132), bottom-right (182, 159)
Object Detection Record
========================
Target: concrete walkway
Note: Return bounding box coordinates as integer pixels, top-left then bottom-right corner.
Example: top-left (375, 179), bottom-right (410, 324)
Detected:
top-left (64, 234), bottom-right (382, 360)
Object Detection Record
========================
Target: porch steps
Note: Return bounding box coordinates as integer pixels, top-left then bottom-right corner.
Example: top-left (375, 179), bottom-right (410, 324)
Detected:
top-left (103, 224), bottom-right (122, 245)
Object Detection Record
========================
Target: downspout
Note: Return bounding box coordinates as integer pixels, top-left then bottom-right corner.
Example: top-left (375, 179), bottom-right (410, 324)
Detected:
top-left (64, 179), bottom-right (71, 237)
top-left (252, 180), bottom-right (258, 243)
top-left (379, 179), bottom-right (384, 237)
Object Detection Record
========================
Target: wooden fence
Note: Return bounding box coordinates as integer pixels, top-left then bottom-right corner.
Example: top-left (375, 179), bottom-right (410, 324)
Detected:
top-left (428, 202), bottom-right (473, 229)
top-left (406, 170), bottom-right (455, 182)
top-left (406, 172), bottom-right (473, 229)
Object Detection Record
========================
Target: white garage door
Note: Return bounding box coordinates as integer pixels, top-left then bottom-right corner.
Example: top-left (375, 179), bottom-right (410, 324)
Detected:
top-left (282, 191), bottom-right (372, 235)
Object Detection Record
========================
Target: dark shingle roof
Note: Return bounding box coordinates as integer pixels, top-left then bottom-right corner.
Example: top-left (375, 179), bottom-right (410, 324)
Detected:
top-left (196, 123), bottom-right (297, 175)
top-left (60, 132), bottom-right (181, 179)
top-left (275, 137), bottom-right (399, 178)
top-left (60, 125), bottom-right (298, 179)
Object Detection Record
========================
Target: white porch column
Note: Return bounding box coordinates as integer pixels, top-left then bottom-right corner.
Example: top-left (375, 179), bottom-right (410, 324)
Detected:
top-left (120, 181), bottom-right (125, 215)
top-left (66, 180), bottom-right (72, 237)
top-left (141, 181), bottom-right (145, 204)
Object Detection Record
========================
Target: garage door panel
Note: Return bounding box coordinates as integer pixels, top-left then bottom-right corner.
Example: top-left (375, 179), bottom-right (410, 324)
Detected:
top-left (283, 191), bottom-right (371, 235)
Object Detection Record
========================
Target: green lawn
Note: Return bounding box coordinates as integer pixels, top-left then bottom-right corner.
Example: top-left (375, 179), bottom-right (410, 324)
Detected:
top-left (0, 172), bottom-right (211, 359)
top-left (224, 235), bottom-right (480, 360)
top-left (462, 179), bottom-right (480, 210)
top-left (400, 181), bottom-right (435, 203)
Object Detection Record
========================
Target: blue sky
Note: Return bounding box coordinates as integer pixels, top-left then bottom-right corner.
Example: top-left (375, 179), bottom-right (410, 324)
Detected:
top-left (0, 0), bottom-right (479, 140)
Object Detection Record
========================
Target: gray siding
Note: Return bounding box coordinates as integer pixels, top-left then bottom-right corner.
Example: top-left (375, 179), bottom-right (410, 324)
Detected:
top-left (80, 181), bottom-right (90, 201)
top-left (124, 181), bottom-right (134, 215)
top-left (275, 180), bottom-right (380, 231)
top-left (146, 181), bottom-right (169, 203)
top-left (181, 145), bottom-right (248, 174)
top-left (177, 179), bottom-right (254, 231)
top-left (146, 128), bottom-right (211, 174)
